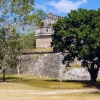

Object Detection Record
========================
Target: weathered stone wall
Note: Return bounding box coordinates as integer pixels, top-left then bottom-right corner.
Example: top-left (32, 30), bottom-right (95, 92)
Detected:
top-left (6, 52), bottom-right (100, 80)
top-left (19, 53), bottom-right (65, 78)
top-left (63, 68), bottom-right (90, 80)
top-left (36, 35), bottom-right (52, 48)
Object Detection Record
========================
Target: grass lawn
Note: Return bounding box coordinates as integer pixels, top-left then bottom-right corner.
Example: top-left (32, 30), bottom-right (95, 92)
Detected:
top-left (1, 74), bottom-right (99, 89)
top-left (0, 74), bottom-right (100, 100)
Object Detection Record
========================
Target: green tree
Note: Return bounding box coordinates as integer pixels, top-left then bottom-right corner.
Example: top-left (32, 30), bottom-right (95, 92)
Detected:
top-left (0, 0), bottom-right (47, 31)
top-left (51, 8), bottom-right (100, 82)
top-left (0, 28), bottom-right (21, 81)
top-left (0, 0), bottom-right (47, 81)
top-left (0, 0), bottom-right (34, 28)
top-left (20, 33), bottom-right (36, 50)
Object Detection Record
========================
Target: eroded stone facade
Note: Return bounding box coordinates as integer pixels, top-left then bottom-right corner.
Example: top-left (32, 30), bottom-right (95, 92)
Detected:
top-left (36, 35), bottom-right (52, 48)
top-left (35, 12), bottom-right (61, 48)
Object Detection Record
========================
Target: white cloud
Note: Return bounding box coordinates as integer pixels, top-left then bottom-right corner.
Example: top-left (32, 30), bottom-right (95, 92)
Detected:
top-left (48, 9), bottom-right (55, 14)
top-left (35, 4), bottom-right (47, 11)
top-left (48, 0), bottom-right (87, 13)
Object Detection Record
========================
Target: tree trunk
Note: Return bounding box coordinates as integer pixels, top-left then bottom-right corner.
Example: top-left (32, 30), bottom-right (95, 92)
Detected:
top-left (89, 70), bottom-right (98, 82)
top-left (17, 60), bottom-right (21, 74)
top-left (2, 69), bottom-right (6, 82)
top-left (88, 63), bottom-right (99, 82)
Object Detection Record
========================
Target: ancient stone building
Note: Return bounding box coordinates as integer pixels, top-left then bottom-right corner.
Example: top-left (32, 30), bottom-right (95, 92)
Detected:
top-left (35, 12), bottom-right (61, 48)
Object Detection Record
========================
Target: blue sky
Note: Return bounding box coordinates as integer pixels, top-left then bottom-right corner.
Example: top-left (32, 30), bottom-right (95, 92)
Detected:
top-left (35, 0), bottom-right (100, 16)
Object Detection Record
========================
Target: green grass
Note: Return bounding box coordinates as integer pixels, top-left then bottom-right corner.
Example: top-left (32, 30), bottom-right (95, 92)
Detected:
top-left (0, 74), bottom-right (100, 100)
top-left (0, 82), bottom-right (100, 100)
top-left (22, 47), bottom-right (53, 53)
top-left (0, 74), bottom-right (100, 89)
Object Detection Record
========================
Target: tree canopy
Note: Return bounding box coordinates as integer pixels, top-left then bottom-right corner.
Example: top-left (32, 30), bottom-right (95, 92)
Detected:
top-left (0, 0), bottom-right (47, 31)
top-left (20, 33), bottom-right (36, 50)
top-left (0, 0), bottom-right (47, 81)
top-left (0, 27), bottom-right (21, 81)
top-left (52, 8), bottom-right (100, 82)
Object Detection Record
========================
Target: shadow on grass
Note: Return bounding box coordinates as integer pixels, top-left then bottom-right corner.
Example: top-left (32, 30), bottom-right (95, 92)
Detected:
top-left (0, 74), bottom-right (100, 90)
top-left (46, 79), bottom-right (100, 89)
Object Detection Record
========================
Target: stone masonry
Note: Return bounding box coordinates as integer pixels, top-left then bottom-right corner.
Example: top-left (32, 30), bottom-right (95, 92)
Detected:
top-left (36, 35), bottom-right (52, 48)
top-left (35, 12), bottom-right (61, 48)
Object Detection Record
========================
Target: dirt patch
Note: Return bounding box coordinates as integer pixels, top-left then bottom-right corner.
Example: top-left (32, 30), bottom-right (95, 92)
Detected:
top-left (0, 83), bottom-right (100, 100)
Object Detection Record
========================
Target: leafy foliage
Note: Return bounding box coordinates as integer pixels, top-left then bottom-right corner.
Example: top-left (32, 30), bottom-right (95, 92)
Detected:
top-left (20, 33), bottom-right (36, 50)
top-left (0, 0), bottom-right (47, 81)
top-left (0, 28), bottom-right (21, 68)
top-left (52, 8), bottom-right (100, 81)
top-left (0, 0), bottom-right (47, 30)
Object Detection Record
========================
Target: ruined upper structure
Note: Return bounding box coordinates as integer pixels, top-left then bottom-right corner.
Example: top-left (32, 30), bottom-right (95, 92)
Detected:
top-left (35, 12), bottom-right (61, 48)
top-left (35, 12), bottom-right (60, 36)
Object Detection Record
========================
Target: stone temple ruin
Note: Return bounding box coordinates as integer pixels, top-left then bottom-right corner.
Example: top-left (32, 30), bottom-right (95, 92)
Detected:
top-left (35, 12), bottom-right (62, 48)
top-left (10, 12), bottom-right (98, 81)
top-left (34, 12), bottom-right (91, 80)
